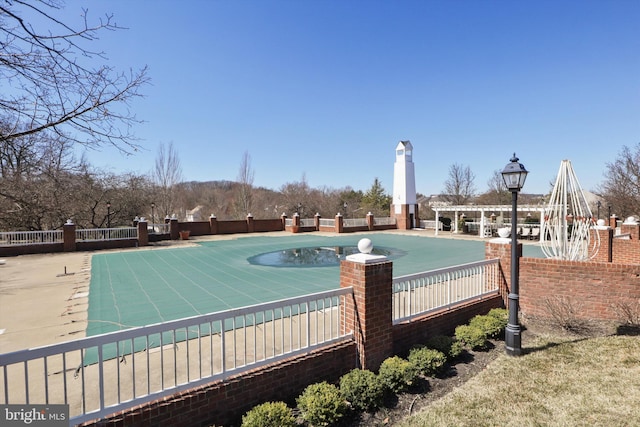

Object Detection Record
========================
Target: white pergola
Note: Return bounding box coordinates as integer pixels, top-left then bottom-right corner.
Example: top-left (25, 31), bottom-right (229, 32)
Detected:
top-left (431, 204), bottom-right (547, 238)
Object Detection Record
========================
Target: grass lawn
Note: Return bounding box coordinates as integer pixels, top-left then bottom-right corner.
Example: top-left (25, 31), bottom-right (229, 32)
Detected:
top-left (396, 331), bottom-right (640, 427)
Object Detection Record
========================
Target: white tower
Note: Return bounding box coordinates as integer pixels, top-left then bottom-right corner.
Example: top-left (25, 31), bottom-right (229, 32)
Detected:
top-left (391, 140), bottom-right (418, 229)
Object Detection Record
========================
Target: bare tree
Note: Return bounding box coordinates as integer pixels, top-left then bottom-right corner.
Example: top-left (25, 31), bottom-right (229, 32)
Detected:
top-left (599, 143), bottom-right (640, 218)
top-left (0, 125), bottom-right (86, 230)
top-left (279, 174), bottom-right (312, 217)
top-left (153, 142), bottom-right (183, 218)
top-left (234, 151), bottom-right (254, 218)
top-left (0, 0), bottom-right (148, 151)
top-left (475, 169), bottom-right (511, 205)
top-left (442, 163), bottom-right (476, 205)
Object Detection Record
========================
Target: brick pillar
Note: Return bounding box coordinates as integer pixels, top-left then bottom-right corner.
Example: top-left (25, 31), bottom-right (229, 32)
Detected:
top-left (63, 220), bottom-right (76, 252)
top-left (292, 213), bottom-right (301, 233)
top-left (340, 248), bottom-right (393, 371)
top-left (170, 217), bottom-right (179, 240)
top-left (314, 213), bottom-right (321, 231)
top-left (485, 239), bottom-right (521, 306)
top-left (591, 227), bottom-right (613, 262)
top-left (336, 213), bottom-right (344, 233)
top-left (247, 213), bottom-right (254, 233)
top-left (621, 222), bottom-right (639, 240)
top-left (137, 220), bottom-right (148, 246)
top-left (366, 212), bottom-right (374, 231)
top-left (209, 215), bottom-right (218, 234)
top-left (280, 213), bottom-right (287, 231)
top-left (610, 215), bottom-right (618, 229)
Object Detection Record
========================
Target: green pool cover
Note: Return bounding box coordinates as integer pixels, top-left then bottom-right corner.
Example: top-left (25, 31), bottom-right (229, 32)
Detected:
top-left (87, 233), bottom-right (543, 337)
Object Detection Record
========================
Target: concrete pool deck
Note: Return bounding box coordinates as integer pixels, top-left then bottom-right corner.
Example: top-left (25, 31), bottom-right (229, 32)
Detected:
top-left (0, 229), bottom-right (542, 354)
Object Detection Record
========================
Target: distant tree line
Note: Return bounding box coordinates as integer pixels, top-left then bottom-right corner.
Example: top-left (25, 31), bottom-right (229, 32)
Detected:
top-left (2, 140), bottom-right (638, 231)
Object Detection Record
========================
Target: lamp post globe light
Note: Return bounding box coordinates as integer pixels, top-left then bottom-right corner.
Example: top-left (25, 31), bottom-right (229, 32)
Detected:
top-left (501, 153), bottom-right (528, 356)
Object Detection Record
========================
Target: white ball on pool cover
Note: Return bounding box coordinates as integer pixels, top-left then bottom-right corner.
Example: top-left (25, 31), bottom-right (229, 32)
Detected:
top-left (358, 238), bottom-right (373, 254)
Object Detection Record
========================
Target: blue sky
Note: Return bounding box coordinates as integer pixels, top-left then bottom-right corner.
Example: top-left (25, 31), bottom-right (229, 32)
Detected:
top-left (62, 0), bottom-right (638, 196)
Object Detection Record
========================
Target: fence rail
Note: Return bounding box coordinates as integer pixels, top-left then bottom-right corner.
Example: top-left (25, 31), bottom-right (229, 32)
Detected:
top-left (374, 217), bottom-right (396, 226)
top-left (0, 288), bottom-right (353, 425)
top-left (319, 218), bottom-right (335, 228)
top-left (76, 227), bottom-right (138, 241)
top-left (392, 258), bottom-right (501, 323)
top-left (344, 218), bottom-right (368, 227)
top-left (300, 218), bottom-right (315, 227)
top-left (0, 230), bottom-right (63, 246)
top-left (149, 223), bottom-right (170, 234)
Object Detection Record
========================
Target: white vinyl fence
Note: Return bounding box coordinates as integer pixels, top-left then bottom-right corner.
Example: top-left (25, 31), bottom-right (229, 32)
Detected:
top-left (343, 218), bottom-right (368, 227)
top-left (392, 258), bottom-right (501, 324)
top-left (0, 230), bottom-right (63, 246)
top-left (76, 227), bottom-right (137, 241)
top-left (374, 217), bottom-right (396, 226)
top-left (0, 288), bottom-right (353, 425)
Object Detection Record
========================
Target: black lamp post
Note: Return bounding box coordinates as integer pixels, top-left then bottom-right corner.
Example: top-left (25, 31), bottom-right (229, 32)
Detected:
top-left (106, 201), bottom-right (111, 228)
top-left (151, 202), bottom-right (156, 231)
top-left (501, 153), bottom-right (528, 356)
top-left (596, 201), bottom-right (601, 220)
top-left (343, 202), bottom-right (348, 217)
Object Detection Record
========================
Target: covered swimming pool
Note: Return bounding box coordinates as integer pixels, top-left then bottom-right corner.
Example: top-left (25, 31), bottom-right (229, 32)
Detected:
top-left (87, 233), bottom-right (543, 336)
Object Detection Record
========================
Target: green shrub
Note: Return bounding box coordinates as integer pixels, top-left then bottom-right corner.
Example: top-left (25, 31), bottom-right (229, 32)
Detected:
top-left (241, 401), bottom-right (296, 427)
top-left (469, 314), bottom-right (507, 339)
top-left (296, 381), bottom-right (347, 426)
top-left (488, 308), bottom-right (509, 322)
top-left (455, 324), bottom-right (489, 350)
top-left (408, 346), bottom-right (447, 377)
top-left (426, 335), bottom-right (464, 360)
top-left (378, 356), bottom-right (419, 393)
top-left (339, 368), bottom-right (384, 412)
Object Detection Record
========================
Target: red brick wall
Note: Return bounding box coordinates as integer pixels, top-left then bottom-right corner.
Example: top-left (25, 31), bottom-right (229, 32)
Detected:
top-left (591, 228), bottom-right (613, 263)
top-left (177, 221), bottom-right (211, 236)
top-left (0, 242), bottom-right (63, 257)
top-left (519, 258), bottom-right (640, 322)
top-left (80, 342), bottom-right (356, 427)
top-left (612, 238), bottom-right (640, 264)
top-left (591, 227), bottom-right (640, 264)
top-left (621, 223), bottom-right (640, 240)
top-left (217, 220), bottom-right (249, 234)
top-left (392, 296), bottom-right (504, 356)
top-left (486, 240), bottom-right (640, 325)
top-left (253, 219), bottom-right (284, 232)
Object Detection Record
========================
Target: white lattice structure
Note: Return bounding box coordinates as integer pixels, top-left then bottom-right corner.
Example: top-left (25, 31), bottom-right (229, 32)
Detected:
top-left (540, 160), bottom-right (599, 260)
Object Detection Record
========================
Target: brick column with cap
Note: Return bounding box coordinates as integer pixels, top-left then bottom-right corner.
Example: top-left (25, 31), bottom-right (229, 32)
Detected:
top-left (340, 239), bottom-right (393, 371)
top-left (63, 220), bottom-right (76, 252)
top-left (247, 213), bottom-right (254, 233)
top-left (209, 215), bottom-right (218, 234)
top-left (170, 217), bottom-right (179, 240)
top-left (137, 220), bottom-right (148, 246)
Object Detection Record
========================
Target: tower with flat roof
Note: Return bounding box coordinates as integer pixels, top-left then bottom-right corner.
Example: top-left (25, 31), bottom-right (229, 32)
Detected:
top-left (391, 140), bottom-right (419, 229)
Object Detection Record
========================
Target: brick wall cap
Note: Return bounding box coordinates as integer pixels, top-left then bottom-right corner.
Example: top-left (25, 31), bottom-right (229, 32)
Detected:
top-left (346, 253), bottom-right (388, 264)
top-left (489, 237), bottom-right (510, 244)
